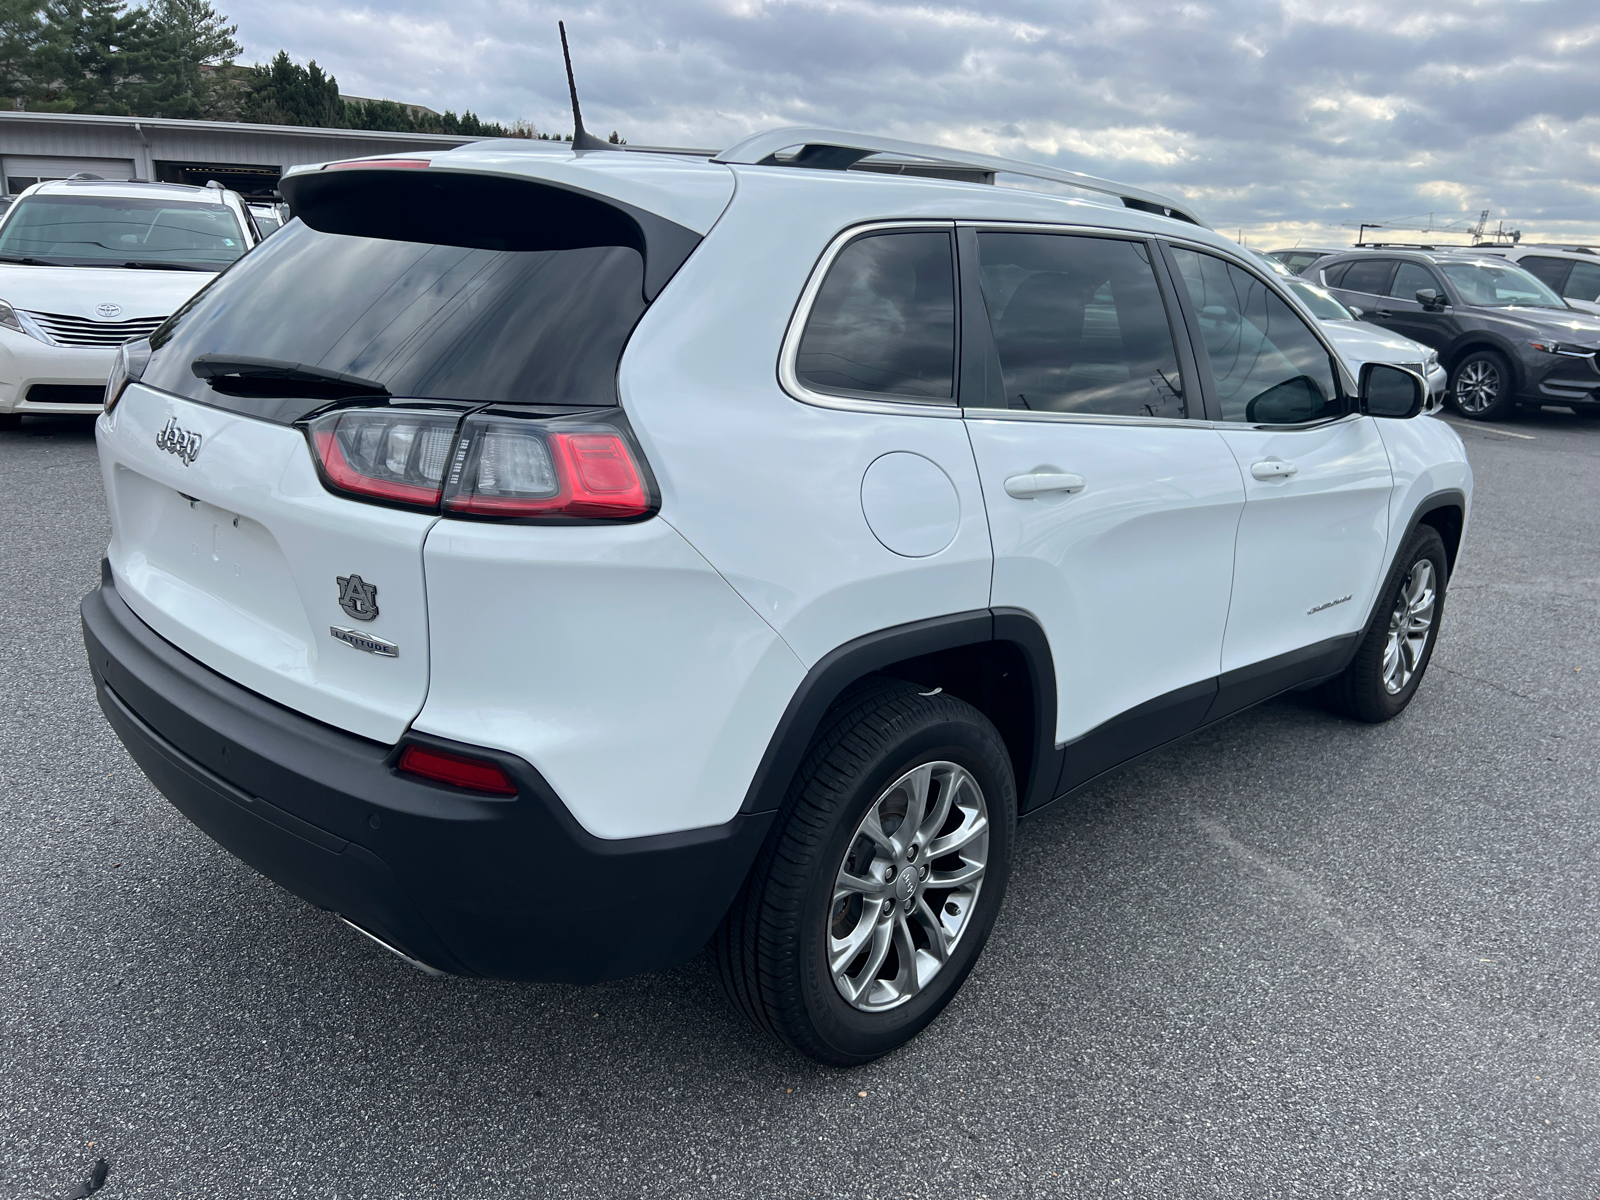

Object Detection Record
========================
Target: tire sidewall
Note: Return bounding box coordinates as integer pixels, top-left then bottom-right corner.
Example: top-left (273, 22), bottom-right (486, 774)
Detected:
top-left (1370, 530), bottom-right (1449, 717)
top-left (795, 718), bottom-right (1015, 1063)
top-left (1450, 350), bottom-right (1516, 420)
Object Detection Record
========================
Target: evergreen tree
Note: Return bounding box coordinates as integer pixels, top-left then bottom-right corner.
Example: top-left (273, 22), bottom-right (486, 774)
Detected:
top-left (239, 49), bottom-right (340, 126)
top-left (0, 1), bottom-right (46, 107)
top-left (119, 0), bottom-right (237, 117)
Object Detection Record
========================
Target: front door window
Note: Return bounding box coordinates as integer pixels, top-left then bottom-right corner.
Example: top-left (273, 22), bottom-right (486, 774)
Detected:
top-left (1168, 247), bottom-right (1343, 424)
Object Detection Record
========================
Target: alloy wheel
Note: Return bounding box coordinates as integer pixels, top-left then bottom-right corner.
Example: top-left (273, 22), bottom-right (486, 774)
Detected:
top-left (1454, 360), bottom-right (1501, 414)
top-left (1383, 558), bottom-right (1436, 694)
top-left (828, 761), bottom-right (989, 1012)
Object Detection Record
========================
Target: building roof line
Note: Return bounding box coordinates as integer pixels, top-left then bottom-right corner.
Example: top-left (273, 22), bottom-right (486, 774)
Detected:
top-left (0, 110), bottom-right (482, 144)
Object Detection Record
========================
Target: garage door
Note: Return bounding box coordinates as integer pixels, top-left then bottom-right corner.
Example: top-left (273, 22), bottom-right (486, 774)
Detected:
top-left (3, 156), bottom-right (137, 195)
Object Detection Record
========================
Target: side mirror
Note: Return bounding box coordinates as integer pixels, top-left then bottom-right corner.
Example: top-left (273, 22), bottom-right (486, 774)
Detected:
top-left (1347, 305), bottom-right (1366, 320)
top-left (1415, 288), bottom-right (1446, 311)
top-left (1245, 375), bottom-right (1329, 423)
top-left (1360, 362), bottom-right (1426, 419)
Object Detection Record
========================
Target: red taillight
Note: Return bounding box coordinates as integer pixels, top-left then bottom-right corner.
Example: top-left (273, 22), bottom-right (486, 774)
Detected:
top-left (397, 744), bottom-right (517, 795)
top-left (306, 409), bottom-right (459, 511)
top-left (304, 408), bottom-right (656, 522)
top-left (325, 158), bottom-right (431, 171)
top-left (442, 416), bottom-right (653, 520)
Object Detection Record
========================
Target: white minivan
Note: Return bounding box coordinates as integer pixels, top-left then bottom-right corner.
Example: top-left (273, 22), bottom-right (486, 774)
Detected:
top-left (83, 130), bottom-right (1470, 1064)
top-left (0, 177), bottom-right (256, 428)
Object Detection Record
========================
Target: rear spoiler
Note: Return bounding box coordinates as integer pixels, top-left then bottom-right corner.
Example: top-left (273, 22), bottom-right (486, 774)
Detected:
top-left (280, 165), bottom-right (701, 301)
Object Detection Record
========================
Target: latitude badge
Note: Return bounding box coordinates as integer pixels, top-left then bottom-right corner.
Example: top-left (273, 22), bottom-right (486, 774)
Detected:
top-left (336, 573), bottom-right (379, 622)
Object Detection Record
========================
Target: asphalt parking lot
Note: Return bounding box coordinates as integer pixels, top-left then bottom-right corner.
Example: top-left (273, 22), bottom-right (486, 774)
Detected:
top-left (2, 408), bottom-right (1597, 1199)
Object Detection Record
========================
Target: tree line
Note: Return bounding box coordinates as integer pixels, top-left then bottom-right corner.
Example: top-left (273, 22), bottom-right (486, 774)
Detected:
top-left (0, 1), bottom-right (597, 139)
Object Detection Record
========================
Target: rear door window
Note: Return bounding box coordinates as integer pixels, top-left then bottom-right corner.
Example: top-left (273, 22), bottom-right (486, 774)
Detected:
top-left (1168, 246), bottom-right (1342, 425)
top-left (971, 232), bottom-right (1186, 418)
top-left (1336, 258), bottom-right (1396, 296)
top-left (795, 229), bottom-right (956, 401)
top-left (1520, 256), bottom-right (1574, 292)
top-left (1564, 261), bottom-right (1600, 303)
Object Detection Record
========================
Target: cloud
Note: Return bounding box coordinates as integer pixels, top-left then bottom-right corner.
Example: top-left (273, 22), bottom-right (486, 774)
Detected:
top-left (223, 0), bottom-right (1600, 244)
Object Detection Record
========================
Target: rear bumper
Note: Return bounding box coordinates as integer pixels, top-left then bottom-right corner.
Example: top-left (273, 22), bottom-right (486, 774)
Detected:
top-left (82, 563), bottom-right (772, 983)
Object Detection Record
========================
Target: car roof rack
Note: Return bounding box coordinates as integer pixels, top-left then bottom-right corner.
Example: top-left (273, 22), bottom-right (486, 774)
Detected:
top-left (711, 127), bottom-right (1207, 228)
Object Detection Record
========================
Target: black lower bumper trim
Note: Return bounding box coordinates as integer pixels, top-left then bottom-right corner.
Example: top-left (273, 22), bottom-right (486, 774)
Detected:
top-left (82, 565), bottom-right (772, 983)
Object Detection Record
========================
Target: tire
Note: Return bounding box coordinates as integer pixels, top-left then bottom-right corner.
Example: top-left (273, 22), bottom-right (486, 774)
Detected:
top-left (713, 677), bottom-right (1016, 1065)
top-left (1448, 349), bottom-right (1517, 421)
top-left (1324, 525), bottom-right (1448, 723)
top-left (0, 413), bottom-right (20, 432)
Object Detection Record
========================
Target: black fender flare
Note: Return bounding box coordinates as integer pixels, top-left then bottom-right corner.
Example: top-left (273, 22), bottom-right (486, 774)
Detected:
top-left (739, 608), bottom-right (1060, 816)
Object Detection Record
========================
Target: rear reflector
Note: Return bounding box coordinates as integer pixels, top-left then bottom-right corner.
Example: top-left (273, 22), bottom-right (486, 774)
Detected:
top-left (397, 745), bottom-right (518, 796)
top-left (326, 158), bottom-right (431, 171)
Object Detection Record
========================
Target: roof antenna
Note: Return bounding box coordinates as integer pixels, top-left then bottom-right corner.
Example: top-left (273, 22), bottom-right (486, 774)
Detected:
top-left (559, 21), bottom-right (610, 151)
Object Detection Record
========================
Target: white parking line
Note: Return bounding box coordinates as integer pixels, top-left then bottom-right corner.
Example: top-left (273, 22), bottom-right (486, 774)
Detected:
top-left (1439, 418), bottom-right (1536, 440)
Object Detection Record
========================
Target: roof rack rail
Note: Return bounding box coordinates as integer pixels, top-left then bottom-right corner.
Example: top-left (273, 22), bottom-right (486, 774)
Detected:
top-left (711, 127), bottom-right (1206, 228)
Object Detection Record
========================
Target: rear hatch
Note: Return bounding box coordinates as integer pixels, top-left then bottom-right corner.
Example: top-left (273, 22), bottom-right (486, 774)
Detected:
top-left (98, 152), bottom-right (727, 743)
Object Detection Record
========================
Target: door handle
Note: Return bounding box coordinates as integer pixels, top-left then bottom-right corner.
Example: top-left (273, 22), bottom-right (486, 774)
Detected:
top-left (1375, 308), bottom-right (1395, 318)
top-left (1003, 471), bottom-right (1086, 499)
top-left (1250, 458), bottom-right (1298, 481)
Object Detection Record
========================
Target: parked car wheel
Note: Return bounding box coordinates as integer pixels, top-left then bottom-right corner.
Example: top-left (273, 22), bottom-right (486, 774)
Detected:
top-left (1325, 526), bottom-right (1448, 723)
top-left (714, 678), bottom-right (1016, 1065)
top-left (1449, 350), bottom-right (1516, 420)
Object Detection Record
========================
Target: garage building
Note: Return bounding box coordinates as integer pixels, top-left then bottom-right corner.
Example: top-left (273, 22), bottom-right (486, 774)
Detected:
top-left (0, 110), bottom-right (483, 201)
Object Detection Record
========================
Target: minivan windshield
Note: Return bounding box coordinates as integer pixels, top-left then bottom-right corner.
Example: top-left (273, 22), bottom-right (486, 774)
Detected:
top-left (1438, 260), bottom-right (1567, 309)
top-left (0, 193), bottom-right (247, 271)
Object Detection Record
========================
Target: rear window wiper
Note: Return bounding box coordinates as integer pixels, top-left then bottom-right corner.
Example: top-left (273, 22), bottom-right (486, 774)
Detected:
top-left (191, 355), bottom-right (391, 400)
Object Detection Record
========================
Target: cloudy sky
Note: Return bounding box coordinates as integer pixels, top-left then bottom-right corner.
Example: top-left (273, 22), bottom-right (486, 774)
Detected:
top-left (225, 0), bottom-right (1600, 246)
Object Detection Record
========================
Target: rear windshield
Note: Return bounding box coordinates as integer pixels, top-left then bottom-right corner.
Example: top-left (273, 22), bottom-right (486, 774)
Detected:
top-left (0, 194), bottom-right (246, 271)
top-left (141, 219), bottom-right (646, 419)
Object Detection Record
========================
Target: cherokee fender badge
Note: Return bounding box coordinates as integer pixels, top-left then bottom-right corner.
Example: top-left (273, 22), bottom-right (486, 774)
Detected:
top-left (336, 573), bottom-right (379, 621)
top-left (330, 626), bottom-right (399, 657)
top-left (1307, 594), bottom-right (1353, 615)
top-left (155, 416), bottom-right (202, 465)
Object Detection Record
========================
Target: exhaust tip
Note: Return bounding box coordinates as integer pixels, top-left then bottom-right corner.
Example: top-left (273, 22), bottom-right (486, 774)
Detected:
top-left (339, 916), bottom-right (445, 977)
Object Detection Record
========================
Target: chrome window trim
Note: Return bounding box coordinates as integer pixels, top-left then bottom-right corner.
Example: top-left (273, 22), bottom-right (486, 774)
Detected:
top-left (960, 408), bottom-right (1218, 431)
top-left (778, 219), bottom-right (963, 419)
top-left (962, 408), bottom-right (1366, 434)
top-left (955, 219), bottom-right (1153, 239)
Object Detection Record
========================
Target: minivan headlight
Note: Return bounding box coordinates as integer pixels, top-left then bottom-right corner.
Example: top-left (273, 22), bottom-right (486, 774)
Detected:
top-left (0, 299), bottom-right (26, 335)
top-left (0, 299), bottom-right (50, 343)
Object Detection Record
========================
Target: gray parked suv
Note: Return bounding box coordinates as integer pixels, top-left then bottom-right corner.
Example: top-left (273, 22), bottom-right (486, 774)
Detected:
top-left (1316, 249), bottom-right (1600, 420)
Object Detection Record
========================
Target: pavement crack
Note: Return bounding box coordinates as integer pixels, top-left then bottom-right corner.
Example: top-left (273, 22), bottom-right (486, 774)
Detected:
top-left (1429, 663), bottom-right (1537, 703)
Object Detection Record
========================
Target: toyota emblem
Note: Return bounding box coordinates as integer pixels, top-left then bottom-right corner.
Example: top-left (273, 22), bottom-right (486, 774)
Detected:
top-left (94, 302), bottom-right (123, 320)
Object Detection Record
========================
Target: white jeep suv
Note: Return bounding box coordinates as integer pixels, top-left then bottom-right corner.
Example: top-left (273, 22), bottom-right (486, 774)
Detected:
top-left (0, 177), bottom-right (257, 428)
top-left (81, 131), bottom-right (1471, 1064)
